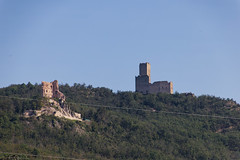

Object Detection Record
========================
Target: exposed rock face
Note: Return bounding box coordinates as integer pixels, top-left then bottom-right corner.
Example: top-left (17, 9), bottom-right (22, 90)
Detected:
top-left (24, 80), bottom-right (82, 121)
top-left (24, 99), bottom-right (82, 121)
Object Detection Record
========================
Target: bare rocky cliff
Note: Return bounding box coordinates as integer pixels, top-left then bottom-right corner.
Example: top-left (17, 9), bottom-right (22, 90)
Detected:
top-left (24, 80), bottom-right (82, 121)
top-left (24, 99), bottom-right (82, 121)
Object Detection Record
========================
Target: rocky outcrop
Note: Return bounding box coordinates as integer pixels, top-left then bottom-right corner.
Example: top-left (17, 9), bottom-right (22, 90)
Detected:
top-left (24, 99), bottom-right (82, 121)
top-left (24, 80), bottom-right (82, 121)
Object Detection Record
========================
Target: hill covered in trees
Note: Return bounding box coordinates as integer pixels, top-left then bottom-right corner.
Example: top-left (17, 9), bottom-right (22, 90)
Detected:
top-left (0, 82), bottom-right (239, 159)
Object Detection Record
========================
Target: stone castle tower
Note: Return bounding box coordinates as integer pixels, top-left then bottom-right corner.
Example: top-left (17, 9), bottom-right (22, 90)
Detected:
top-left (42, 80), bottom-right (66, 101)
top-left (135, 63), bottom-right (173, 94)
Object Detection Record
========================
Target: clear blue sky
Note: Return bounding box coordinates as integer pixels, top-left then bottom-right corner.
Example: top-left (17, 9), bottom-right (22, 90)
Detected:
top-left (1, 0), bottom-right (240, 103)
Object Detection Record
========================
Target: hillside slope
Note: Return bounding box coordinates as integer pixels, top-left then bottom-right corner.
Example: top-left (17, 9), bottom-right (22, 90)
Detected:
top-left (0, 82), bottom-right (239, 159)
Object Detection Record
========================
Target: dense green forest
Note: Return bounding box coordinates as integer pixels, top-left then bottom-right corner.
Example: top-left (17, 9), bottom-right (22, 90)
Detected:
top-left (0, 82), bottom-right (239, 159)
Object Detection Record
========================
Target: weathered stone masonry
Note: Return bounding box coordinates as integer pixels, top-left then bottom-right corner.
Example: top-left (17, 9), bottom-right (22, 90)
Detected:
top-left (42, 80), bottom-right (65, 101)
top-left (135, 63), bottom-right (173, 94)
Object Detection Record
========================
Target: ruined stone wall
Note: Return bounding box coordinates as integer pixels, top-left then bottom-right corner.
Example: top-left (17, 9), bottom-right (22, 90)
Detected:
top-left (42, 81), bottom-right (53, 98)
top-left (52, 80), bottom-right (65, 101)
top-left (149, 81), bottom-right (173, 94)
top-left (135, 75), bottom-right (150, 94)
top-left (42, 80), bottom-right (65, 101)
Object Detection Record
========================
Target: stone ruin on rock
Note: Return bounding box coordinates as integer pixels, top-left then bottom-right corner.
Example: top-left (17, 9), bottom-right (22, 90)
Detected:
top-left (135, 62), bottom-right (173, 94)
top-left (24, 80), bottom-right (83, 121)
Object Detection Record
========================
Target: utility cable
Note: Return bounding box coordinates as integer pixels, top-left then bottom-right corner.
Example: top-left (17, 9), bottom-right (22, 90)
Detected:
top-left (0, 151), bottom-right (82, 160)
top-left (68, 102), bottom-right (240, 120)
top-left (0, 95), bottom-right (240, 120)
top-left (0, 95), bottom-right (40, 101)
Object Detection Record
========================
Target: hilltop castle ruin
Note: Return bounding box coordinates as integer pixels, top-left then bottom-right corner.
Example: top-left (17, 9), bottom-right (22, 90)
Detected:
top-left (135, 63), bottom-right (173, 94)
top-left (42, 80), bottom-right (65, 101)
top-left (38, 80), bottom-right (82, 121)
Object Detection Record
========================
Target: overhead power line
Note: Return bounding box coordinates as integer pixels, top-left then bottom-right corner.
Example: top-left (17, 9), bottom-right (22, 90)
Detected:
top-left (68, 102), bottom-right (240, 120)
top-left (0, 151), bottom-right (82, 160)
top-left (0, 95), bottom-right (240, 120)
top-left (0, 95), bottom-right (40, 101)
